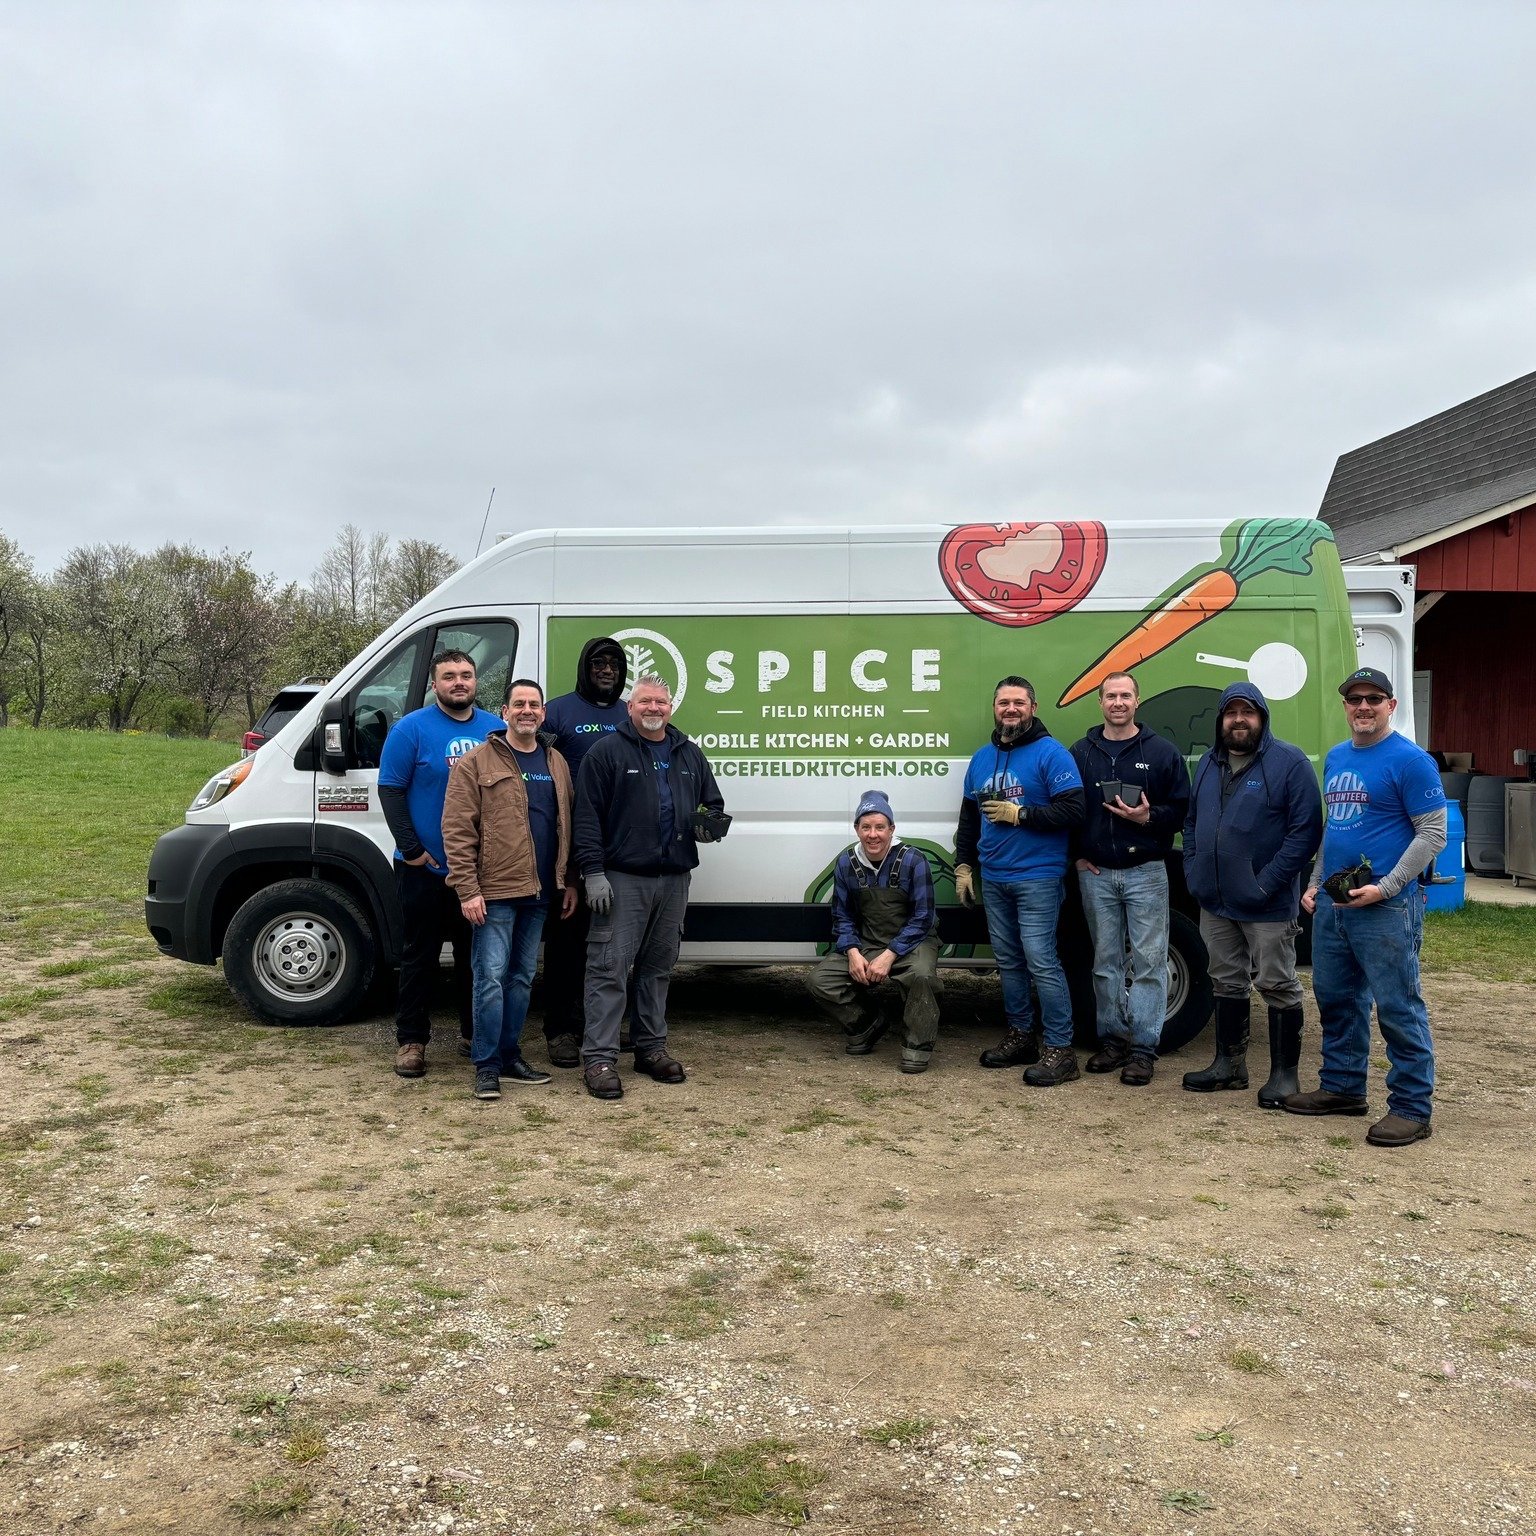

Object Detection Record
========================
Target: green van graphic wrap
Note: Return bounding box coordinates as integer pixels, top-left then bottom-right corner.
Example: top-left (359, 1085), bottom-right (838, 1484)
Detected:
top-left (547, 519), bottom-right (1351, 780)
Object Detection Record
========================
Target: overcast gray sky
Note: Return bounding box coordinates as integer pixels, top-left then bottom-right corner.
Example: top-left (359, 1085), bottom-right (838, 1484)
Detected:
top-left (4, 1), bottom-right (1536, 584)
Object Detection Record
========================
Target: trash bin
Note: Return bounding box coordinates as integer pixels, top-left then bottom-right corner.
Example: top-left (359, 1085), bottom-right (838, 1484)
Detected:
top-left (1467, 776), bottom-right (1516, 874)
top-left (1425, 802), bottom-right (1465, 912)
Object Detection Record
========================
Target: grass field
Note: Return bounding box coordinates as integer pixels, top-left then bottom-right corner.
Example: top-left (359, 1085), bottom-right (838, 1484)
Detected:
top-left (0, 727), bottom-right (234, 947)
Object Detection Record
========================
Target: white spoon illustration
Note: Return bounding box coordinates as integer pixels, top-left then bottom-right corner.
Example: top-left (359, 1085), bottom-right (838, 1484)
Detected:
top-left (1194, 641), bottom-right (1308, 701)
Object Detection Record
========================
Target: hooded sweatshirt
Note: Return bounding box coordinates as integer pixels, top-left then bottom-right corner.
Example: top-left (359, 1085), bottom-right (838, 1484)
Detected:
top-left (544, 636), bottom-right (629, 777)
top-left (955, 716), bottom-right (1084, 881)
top-left (1183, 681), bottom-right (1323, 923)
top-left (1069, 723), bottom-right (1191, 869)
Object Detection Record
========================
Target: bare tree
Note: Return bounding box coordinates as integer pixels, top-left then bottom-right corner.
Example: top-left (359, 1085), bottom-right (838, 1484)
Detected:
top-left (311, 524), bottom-right (370, 624)
top-left (385, 538), bottom-right (458, 611)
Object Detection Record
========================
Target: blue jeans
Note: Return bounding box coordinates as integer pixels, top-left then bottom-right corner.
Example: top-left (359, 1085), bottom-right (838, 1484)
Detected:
top-left (981, 876), bottom-right (1074, 1048)
top-left (1078, 861), bottom-right (1169, 1053)
top-left (1311, 889), bottom-right (1434, 1122)
top-left (470, 901), bottom-right (548, 1072)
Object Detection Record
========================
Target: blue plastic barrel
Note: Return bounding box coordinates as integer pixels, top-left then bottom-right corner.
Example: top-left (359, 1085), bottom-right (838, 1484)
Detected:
top-left (1425, 801), bottom-right (1466, 912)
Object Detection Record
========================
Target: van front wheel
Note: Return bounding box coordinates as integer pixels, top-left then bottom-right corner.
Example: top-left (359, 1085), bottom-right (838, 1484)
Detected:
top-left (224, 879), bottom-right (376, 1026)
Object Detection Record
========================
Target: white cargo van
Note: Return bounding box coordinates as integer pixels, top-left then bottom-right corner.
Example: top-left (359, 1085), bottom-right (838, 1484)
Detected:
top-left (146, 519), bottom-right (1416, 1051)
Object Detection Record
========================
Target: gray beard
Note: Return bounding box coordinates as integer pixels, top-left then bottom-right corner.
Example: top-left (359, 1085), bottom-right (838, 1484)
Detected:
top-left (997, 722), bottom-right (1026, 745)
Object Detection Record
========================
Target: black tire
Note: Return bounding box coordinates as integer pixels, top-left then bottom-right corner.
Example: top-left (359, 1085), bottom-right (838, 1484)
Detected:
top-left (1065, 906), bottom-right (1212, 1053)
top-left (223, 878), bottom-right (377, 1026)
top-left (1158, 908), bottom-right (1212, 1054)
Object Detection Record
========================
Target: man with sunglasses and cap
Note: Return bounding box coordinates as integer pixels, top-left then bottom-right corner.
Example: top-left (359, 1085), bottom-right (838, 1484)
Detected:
top-left (806, 791), bottom-right (943, 1074)
top-left (1285, 669), bottom-right (1446, 1147)
top-left (541, 637), bottom-right (630, 1067)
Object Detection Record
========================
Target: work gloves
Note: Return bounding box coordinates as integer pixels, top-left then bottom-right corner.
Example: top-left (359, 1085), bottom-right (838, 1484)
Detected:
top-left (955, 864), bottom-right (977, 908)
top-left (981, 798), bottom-right (1023, 827)
top-left (585, 872), bottom-right (614, 917)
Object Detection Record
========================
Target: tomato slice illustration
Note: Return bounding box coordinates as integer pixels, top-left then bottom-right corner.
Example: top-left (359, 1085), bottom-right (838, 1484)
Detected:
top-left (938, 521), bottom-right (1108, 627)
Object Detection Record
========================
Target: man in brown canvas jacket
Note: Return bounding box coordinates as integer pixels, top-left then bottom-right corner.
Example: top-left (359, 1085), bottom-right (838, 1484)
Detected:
top-left (443, 678), bottom-right (576, 1100)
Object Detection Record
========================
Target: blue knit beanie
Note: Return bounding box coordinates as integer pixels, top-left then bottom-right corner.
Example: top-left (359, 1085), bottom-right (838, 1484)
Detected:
top-left (854, 790), bottom-right (895, 827)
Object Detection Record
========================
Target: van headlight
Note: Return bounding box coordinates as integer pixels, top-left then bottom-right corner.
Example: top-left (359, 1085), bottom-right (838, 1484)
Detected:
top-left (190, 759), bottom-right (253, 812)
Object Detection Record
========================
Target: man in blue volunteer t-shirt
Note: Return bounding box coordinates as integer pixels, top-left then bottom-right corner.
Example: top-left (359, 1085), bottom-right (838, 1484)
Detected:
top-left (1285, 668), bottom-right (1447, 1147)
top-left (954, 675), bottom-right (1085, 1087)
top-left (378, 649), bottom-right (503, 1079)
top-left (540, 637), bottom-right (630, 1067)
top-left (442, 679), bottom-right (577, 1100)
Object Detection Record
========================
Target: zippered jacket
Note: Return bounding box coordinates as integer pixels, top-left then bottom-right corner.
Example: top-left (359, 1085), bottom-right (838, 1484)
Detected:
top-left (1183, 682), bottom-right (1322, 923)
top-left (573, 718), bottom-right (726, 877)
top-left (441, 731), bottom-right (573, 903)
top-left (1069, 725), bottom-right (1190, 869)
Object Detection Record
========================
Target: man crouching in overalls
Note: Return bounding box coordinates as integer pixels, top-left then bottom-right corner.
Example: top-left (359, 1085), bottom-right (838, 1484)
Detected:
top-left (806, 791), bottom-right (943, 1074)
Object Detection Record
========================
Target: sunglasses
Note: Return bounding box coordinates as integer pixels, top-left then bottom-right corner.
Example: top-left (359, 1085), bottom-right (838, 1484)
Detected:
top-left (1343, 693), bottom-right (1389, 706)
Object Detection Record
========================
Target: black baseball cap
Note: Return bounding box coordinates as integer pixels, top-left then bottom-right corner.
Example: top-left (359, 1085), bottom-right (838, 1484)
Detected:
top-left (1339, 667), bottom-right (1393, 698)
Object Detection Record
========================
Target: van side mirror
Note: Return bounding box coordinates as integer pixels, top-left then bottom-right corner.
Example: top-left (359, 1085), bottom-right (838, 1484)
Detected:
top-left (320, 698), bottom-right (349, 776)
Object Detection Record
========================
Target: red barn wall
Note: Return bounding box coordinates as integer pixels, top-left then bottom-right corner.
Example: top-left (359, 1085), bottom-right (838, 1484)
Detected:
top-left (1411, 593), bottom-right (1535, 773)
top-left (1411, 501), bottom-right (1536, 590)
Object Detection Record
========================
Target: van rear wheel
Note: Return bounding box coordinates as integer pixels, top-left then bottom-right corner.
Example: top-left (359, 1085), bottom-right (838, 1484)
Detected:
top-left (1158, 909), bottom-right (1212, 1054)
top-left (224, 879), bottom-right (376, 1025)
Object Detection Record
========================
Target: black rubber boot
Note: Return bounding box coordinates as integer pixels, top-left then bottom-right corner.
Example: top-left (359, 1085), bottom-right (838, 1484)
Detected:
top-left (1256, 1005), bottom-right (1303, 1109)
top-left (1182, 997), bottom-right (1251, 1092)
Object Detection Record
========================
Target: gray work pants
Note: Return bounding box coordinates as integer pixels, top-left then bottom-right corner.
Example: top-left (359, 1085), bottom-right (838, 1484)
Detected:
top-left (1198, 909), bottom-right (1304, 1011)
top-left (583, 871), bottom-right (690, 1066)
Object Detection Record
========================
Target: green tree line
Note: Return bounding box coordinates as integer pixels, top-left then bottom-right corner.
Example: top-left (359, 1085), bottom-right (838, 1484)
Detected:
top-left (0, 526), bottom-right (458, 738)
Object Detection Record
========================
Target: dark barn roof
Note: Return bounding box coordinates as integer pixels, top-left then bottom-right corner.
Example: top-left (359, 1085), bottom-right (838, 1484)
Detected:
top-left (1319, 369), bottom-right (1536, 559)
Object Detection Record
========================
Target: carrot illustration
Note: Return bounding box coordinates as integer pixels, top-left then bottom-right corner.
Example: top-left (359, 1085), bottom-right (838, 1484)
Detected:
top-left (1056, 520), bottom-right (1331, 707)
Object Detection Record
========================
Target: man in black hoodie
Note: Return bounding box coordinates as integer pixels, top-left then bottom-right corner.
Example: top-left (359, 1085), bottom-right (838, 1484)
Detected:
top-left (572, 673), bottom-right (727, 1101)
top-left (540, 637), bottom-right (629, 1066)
top-left (1069, 672), bottom-right (1191, 1086)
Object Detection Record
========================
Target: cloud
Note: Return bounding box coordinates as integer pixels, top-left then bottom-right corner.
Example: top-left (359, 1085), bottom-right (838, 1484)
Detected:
top-left (3, 2), bottom-right (1536, 581)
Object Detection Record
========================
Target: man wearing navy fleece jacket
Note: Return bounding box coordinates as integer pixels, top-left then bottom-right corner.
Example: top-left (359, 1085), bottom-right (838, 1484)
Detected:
top-left (806, 791), bottom-right (941, 1074)
top-left (1181, 681), bottom-right (1322, 1108)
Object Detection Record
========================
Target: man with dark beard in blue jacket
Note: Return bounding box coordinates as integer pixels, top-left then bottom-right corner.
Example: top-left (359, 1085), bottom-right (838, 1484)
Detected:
top-left (1181, 682), bottom-right (1322, 1108)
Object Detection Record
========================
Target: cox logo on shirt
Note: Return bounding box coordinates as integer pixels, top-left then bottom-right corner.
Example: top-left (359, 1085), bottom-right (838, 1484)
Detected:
top-left (1325, 769), bottom-right (1369, 823)
top-left (445, 736), bottom-right (484, 766)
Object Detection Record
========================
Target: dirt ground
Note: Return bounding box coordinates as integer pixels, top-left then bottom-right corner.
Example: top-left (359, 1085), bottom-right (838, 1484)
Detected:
top-left (2, 943), bottom-right (1533, 1536)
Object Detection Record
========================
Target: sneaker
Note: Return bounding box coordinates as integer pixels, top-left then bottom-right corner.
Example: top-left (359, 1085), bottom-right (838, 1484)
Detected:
top-left (502, 1056), bottom-right (553, 1086)
top-left (899, 1048), bottom-right (931, 1075)
top-left (1281, 1089), bottom-right (1370, 1117)
top-left (546, 1033), bottom-right (581, 1069)
top-left (1085, 1036), bottom-right (1131, 1074)
top-left (474, 1070), bottom-right (501, 1100)
top-left (1366, 1113), bottom-right (1432, 1147)
top-left (394, 1043), bottom-right (426, 1078)
top-left (633, 1049), bottom-right (687, 1084)
top-left (583, 1062), bottom-right (624, 1100)
top-left (979, 1027), bottom-right (1041, 1069)
top-left (1023, 1045), bottom-right (1080, 1087)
